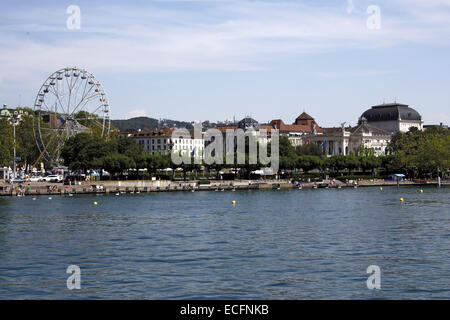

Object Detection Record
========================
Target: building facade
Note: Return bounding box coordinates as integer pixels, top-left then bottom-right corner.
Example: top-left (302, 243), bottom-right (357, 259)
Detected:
top-left (213, 117), bottom-right (272, 152)
top-left (132, 128), bottom-right (204, 157)
top-left (304, 119), bottom-right (391, 156)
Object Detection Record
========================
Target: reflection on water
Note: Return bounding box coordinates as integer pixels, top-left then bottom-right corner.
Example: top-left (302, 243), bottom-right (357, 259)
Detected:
top-left (0, 186), bottom-right (449, 299)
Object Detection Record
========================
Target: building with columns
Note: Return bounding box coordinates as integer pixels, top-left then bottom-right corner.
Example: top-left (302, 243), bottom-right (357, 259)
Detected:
top-left (303, 119), bottom-right (391, 156)
top-left (299, 102), bottom-right (424, 156)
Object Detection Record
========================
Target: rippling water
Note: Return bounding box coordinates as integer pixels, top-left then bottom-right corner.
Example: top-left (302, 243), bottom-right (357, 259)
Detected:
top-left (0, 186), bottom-right (449, 299)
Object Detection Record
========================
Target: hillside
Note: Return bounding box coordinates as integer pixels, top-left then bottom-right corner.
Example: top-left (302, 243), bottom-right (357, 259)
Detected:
top-left (111, 117), bottom-right (231, 132)
top-left (111, 117), bottom-right (194, 131)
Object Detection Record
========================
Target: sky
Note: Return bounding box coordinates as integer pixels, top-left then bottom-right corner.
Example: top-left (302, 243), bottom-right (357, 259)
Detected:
top-left (0, 0), bottom-right (449, 127)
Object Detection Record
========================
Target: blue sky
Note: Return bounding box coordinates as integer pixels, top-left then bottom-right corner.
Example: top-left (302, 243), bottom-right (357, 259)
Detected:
top-left (0, 0), bottom-right (449, 126)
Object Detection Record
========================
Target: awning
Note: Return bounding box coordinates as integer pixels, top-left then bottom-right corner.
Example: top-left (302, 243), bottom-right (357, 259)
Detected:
top-left (393, 174), bottom-right (405, 177)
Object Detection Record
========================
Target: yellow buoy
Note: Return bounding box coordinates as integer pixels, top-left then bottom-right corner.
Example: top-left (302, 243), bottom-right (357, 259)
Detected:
top-left (94, 202), bottom-right (98, 205)
top-left (232, 200), bottom-right (236, 205)
top-left (420, 189), bottom-right (424, 193)
top-left (380, 187), bottom-right (383, 191)
top-left (400, 198), bottom-right (404, 202)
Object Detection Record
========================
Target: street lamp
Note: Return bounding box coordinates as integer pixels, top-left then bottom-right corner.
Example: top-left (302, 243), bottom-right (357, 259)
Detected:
top-left (1, 104), bottom-right (26, 182)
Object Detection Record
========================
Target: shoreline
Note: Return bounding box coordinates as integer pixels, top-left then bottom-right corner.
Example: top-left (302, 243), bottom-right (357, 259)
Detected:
top-left (1, 179), bottom-right (447, 197)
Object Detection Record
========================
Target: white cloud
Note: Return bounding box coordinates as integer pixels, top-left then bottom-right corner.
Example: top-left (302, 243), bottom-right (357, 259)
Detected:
top-left (0, 0), bottom-right (449, 101)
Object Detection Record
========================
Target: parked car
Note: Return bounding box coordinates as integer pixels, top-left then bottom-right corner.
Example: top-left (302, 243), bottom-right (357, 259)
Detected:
top-left (9, 178), bottom-right (24, 184)
top-left (44, 175), bottom-right (63, 183)
top-left (27, 176), bottom-right (44, 182)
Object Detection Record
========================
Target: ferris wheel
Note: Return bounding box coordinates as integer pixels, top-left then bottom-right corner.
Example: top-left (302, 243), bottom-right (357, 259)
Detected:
top-left (33, 67), bottom-right (111, 165)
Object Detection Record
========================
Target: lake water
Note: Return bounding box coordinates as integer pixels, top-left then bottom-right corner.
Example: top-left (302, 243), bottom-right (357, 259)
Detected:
top-left (0, 186), bottom-right (449, 299)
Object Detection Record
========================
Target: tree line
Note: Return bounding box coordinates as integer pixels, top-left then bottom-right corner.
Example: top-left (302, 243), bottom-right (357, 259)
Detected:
top-left (60, 132), bottom-right (262, 179)
top-left (277, 126), bottom-right (449, 178)
top-left (1, 111), bottom-right (448, 180)
top-left (0, 108), bottom-right (40, 171)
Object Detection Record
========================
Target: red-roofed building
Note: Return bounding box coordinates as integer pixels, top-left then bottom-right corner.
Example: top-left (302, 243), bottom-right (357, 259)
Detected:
top-left (269, 112), bottom-right (323, 147)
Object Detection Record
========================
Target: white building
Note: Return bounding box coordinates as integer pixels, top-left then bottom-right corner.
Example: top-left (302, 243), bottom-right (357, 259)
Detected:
top-left (360, 102), bottom-right (423, 133)
top-left (304, 119), bottom-right (391, 156)
top-left (132, 128), bottom-right (204, 157)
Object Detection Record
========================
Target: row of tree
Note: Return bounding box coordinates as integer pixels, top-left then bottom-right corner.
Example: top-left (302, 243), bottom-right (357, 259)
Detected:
top-left (0, 108), bottom-right (40, 170)
top-left (2, 109), bottom-right (448, 180)
top-left (60, 133), bottom-right (261, 179)
top-left (387, 126), bottom-right (450, 177)
top-left (278, 136), bottom-right (383, 175)
top-left (276, 126), bottom-right (450, 178)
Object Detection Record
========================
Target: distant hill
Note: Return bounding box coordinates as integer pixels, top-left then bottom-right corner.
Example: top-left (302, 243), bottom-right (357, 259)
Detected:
top-left (111, 117), bottom-right (194, 131)
top-left (111, 117), bottom-right (234, 132)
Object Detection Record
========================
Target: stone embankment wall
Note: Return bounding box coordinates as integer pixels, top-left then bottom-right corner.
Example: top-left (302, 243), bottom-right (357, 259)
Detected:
top-left (0, 179), bottom-right (445, 197)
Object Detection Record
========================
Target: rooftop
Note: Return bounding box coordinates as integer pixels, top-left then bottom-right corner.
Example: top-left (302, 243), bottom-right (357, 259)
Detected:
top-left (361, 102), bottom-right (422, 122)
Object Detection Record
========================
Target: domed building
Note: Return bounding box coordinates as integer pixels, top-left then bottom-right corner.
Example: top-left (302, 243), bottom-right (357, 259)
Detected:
top-left (360, 102), bottom-right (423, 133)
top-left (237, 117), bottom-right (260, 131)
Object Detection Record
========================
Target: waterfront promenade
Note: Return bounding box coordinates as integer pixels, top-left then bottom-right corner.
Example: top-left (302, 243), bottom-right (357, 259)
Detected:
top-left (0, 179), bottom-right (446, 197)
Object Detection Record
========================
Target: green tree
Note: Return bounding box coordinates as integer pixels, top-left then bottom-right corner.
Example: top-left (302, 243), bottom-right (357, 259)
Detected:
top-left (15, 110), bottom-right (40, 172)
top-left (99, 154), bottom-right (135, 179)
top-left (144, 153), bottom-right (171, 176)
top-left (61, 132), bottom-right (113, 173)
top-left (387, 127), bottom-right (450, 177)
top-left (345, 154), bottom-right (360, 174)
top-left (360, 155), bottom-right (382, 174)
top-left (0, 118), bottom-right (13, 167)
top-left (279, 135), bottom-right (297, 157)
top-left (324, 155), bottom-right (347, 172)
top-left (296, 143), bottom-right (323, 157)
top-left (296, 155), bottom-right (323, 173)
